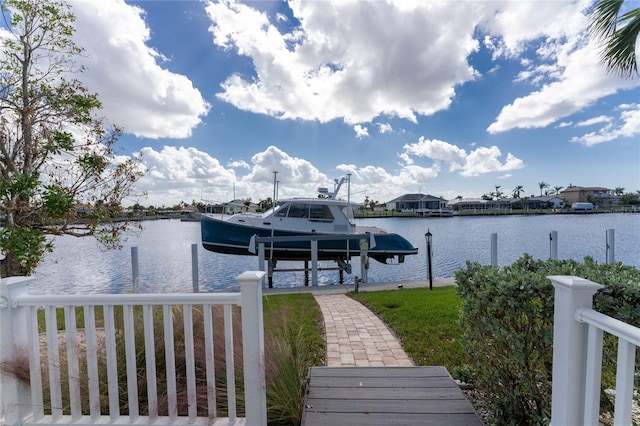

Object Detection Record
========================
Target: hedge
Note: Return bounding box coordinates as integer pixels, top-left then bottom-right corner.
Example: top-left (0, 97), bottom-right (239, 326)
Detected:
top-left (455, 254), bottom-right (640, 425)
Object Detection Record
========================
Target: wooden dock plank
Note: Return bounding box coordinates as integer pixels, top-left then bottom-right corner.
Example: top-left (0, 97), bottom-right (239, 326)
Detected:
top-left (309, 366), bottom-right (449, 378)
top-left (302, 367), bottom-right (484, 426)
top-left (303, 412), bottom-right (484, 426)
top-left (307, 386), bottom-right (463, 400)
top-left (308, 375), bottom-right (456, 388)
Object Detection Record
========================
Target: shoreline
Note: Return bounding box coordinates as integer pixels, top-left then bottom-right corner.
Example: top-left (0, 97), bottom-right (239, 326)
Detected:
top-left (263, 277), bottom-right (456, 295)
top-left (353, 208), bottom-right (639, 219)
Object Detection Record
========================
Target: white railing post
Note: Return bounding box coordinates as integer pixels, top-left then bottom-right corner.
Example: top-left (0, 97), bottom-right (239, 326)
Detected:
top-left (237, 271), bottom-right (267, 426)
top-left (549, 231), bottom-right (558, 260)
top-left (490, 233), bottom-right (498, 266)
top-left (549, 275), bottom-right (603, 426)
top-left (191, 243), bottom-right (199, 293)
top-left (131, 246), bottom-right (140, 293)
top-left (0, 277), bottom-right (34, 424)
top-left (310, 240), bottom-right (318, 286)
top-left (606, 229), bottom-right (615, 264)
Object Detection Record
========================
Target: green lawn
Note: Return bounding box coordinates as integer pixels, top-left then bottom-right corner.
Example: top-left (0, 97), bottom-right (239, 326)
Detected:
top-left (349, 286), bottom-right (465, 371)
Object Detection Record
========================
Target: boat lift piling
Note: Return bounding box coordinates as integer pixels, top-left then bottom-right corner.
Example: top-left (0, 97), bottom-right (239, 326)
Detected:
top-left (251, 233), bottom-right (375, 288)
top-left (549, 231), bottom-right (558, 260)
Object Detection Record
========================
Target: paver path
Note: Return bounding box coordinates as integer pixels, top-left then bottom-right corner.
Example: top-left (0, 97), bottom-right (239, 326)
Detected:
top-left (314, 294), bottom-right (413, 367)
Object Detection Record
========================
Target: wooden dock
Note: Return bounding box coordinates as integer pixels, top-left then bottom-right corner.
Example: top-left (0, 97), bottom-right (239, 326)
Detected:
top-left (302, 366), bottom-right (484, 425)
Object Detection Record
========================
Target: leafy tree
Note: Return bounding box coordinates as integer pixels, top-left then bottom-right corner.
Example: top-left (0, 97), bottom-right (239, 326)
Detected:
top-left (0, 0), bottom-right (143, 276)
top-left (621, 192), bottom-right (640, 204)
top-left (258, 197), bottom-right (273, 210)
top-left (589, 0), bottom-right (640, 78)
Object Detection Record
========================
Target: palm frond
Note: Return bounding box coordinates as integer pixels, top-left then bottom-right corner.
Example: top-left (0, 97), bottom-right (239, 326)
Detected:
top-left (589, 0), bottom-right (640, 78)
top-left (589, 0), bottom-right (625, 39)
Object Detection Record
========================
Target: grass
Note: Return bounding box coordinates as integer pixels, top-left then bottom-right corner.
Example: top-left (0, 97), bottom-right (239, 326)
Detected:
top-left (349, 286), bottom-right (465, 371)
top-left (263, 294), bottom-right (325, 425)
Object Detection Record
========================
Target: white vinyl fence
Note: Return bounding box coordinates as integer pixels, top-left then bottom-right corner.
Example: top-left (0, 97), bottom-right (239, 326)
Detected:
top-left (0, 271), bottom-right (267, 425)
top-left (550, 275), bottom-right (640, 425)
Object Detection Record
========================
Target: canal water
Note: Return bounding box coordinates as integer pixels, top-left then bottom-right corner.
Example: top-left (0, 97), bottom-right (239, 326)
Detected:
top-left (29, 213), bottom-right (639, 295)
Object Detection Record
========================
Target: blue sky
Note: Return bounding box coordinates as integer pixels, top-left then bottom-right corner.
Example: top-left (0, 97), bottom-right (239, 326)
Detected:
top-left (45, 1), bottom-right (640, 205)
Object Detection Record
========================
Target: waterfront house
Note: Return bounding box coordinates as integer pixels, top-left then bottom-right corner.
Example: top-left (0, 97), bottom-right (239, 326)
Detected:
top-left (205, 200), bottom-right (259, 214)
top-left (447, 198), bottom-right (511, 211)
top-left (387, 193), bottom-right (448, 211)
top-left (512, 196), bottom-right (565, 209)
top-left (559, 186), bottom-right (619, 207)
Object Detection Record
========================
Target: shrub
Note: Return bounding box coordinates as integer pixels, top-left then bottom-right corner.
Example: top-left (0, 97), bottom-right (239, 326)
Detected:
top-left (455, 254), bottom-right (640, 426)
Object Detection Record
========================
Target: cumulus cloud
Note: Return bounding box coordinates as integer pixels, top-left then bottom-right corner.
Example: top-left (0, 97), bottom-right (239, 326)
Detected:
top-left (129, 140), bottom-right (525, 207)
top-left (206, 0), bottom-right (480, 125)
top-left (135, 146), bottom-right (236, 205)
top-left (377, 123), bottom-right (393, 134)
top-left (71, 0), bottom-right (210, 139)
top-left (401, 137), bottom-right (525, 177)
top-left (228, 160), bottom-right (250, 169)
top-left (571, 104), bottom-right (640, 146)
top-left (242, 146), bottom-right (328, 185)
top-left (354, 125), bottom-right (369, 139)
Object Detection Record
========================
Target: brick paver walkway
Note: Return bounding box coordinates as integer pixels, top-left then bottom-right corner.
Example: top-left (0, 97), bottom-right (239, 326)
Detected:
top-left (314, 294), bottom-right (413, 367)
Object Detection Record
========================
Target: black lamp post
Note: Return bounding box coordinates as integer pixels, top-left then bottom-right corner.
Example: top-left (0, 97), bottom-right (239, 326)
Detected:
top-left (425, 229), bottom-right (433, 291)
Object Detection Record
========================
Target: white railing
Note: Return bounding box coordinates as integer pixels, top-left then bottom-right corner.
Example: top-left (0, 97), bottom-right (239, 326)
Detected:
top-left (0, 271), bottom-right (267, 426)
top-left (550, 275), bottom-right (639, 426)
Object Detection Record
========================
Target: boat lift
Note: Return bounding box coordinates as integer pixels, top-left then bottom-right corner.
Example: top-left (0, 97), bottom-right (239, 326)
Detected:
top-left (249, 232), bottom-right (375, 288)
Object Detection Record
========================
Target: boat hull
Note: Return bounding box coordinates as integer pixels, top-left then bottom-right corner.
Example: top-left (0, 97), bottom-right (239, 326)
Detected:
top-left (201, 214), bottom-right (417, 263)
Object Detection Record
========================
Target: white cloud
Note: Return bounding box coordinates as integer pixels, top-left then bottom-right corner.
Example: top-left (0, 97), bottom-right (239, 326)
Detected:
top-left (401, 137), bottom-right (525, 177)
top-left (206, 0), bottom-right (480, 125)
top-left (377, 122), bottom-right (393, 134)
top-left (571, 104), bottom-right (640, 146)
top-left (228, 160), bottom-right (250, 169)
top-left (354, 125), bottom-right (369, 139)
top-left (575, 115), bottom-right (612, 127)
top-left (71, 0), bottom-right (210, 139)
top-left (128, 139), bottom-right (527, 207)
top-left (135, 146), bottom-right (236, 206)
top-left (402, 137), bottom-right (467, 171)
top-left (459, 148), bottom-right (525, 177)
top-left (242, 146), bottom-right (328, 191)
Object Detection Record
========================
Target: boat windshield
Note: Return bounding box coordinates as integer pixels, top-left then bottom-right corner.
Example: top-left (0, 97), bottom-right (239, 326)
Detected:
top-left (273, 202), bottom-right (335, 221)
top-left (342, 206), bottom-right (356, 226)
top-left (274, 203), bottom-right (289, 217)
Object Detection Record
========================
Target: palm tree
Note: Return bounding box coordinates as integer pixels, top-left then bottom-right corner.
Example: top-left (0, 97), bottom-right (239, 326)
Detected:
top-left (512, 185), bottom-right (524, 199)
top-left (494, 185), bottom-right (503, 200)
top-left (589, 0), bottom-right (640, 78)
top-left (615, 186), bottom-right (625, 195)
top-left (553, 186), bottom-right (564, 195)
top-left (538, 181), bottom-right (549, 196)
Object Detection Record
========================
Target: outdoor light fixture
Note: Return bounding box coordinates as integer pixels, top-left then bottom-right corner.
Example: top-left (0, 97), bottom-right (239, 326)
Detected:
top-left (425, 229), bottom-right (433, 291)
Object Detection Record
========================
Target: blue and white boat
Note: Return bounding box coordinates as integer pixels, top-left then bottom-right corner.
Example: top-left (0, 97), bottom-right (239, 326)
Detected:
top-left (201, 180), bottom-right (418, 264)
